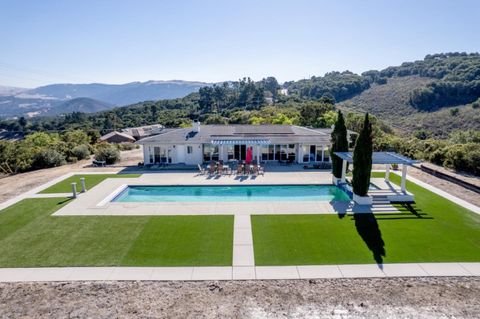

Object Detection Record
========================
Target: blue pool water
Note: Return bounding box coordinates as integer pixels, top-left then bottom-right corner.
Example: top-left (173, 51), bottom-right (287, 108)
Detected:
top-left (112, 185), bottom-right (351, 202)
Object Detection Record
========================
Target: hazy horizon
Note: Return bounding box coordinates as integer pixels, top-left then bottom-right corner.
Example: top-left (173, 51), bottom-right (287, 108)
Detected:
top-left (1, 0), bottom-right (479, 88)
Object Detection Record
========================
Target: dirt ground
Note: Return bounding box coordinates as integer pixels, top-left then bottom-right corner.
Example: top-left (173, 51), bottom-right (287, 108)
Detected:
top-left (0, 148), bottom-right (143, 203)
top-left (0, 277), bottom-right (478, 318)
top-left (406, 166), bottom-right (480, 207)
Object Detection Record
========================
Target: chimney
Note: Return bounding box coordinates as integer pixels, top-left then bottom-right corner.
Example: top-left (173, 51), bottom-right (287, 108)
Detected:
top-left (193, 121), bottom-right (200, 133)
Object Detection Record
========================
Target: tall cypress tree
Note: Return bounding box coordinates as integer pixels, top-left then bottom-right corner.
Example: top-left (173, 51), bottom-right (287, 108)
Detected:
top-left (352, 113), bottom-right (373, 196)
top-left (331, 110), bottom-right (349, 178)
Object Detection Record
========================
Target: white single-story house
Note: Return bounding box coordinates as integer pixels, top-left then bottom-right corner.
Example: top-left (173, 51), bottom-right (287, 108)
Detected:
top-left (136, 122), bottom-right (334, 165)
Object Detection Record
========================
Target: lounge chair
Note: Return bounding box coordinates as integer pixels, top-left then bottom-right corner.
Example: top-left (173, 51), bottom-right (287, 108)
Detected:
top-left (258, 165), bottom-right (265, 175)
top-left (92, 160), bottom-right (106, 167)
top-left (197, 164), bottom-right (206, 175)
top-left (209, 164), bottom-right (216, 175)
top-left (236, 164), bottom-right (243, 175)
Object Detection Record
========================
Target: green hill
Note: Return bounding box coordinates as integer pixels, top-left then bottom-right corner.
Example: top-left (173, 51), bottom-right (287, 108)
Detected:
top-left (337, 76), bottom-right (480, 137)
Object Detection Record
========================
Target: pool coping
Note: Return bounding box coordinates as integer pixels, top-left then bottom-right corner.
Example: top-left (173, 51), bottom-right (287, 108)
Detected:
top-left (106, 183), bottom-right (351, 206)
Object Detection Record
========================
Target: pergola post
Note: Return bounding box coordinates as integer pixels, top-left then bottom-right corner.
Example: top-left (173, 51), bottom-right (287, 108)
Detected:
top-left (340, 159), bottom-right (347, 184)
top-left (401, 164), bottom-right (407, 192)
top-left (256, 145), bottom-right (260, 163)
top-left (385, 164), bottom-right (390, 182)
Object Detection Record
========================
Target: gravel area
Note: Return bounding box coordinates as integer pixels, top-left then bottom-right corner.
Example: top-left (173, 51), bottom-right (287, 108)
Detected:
top-left (407, 166), bottom-right (480, 207)
top-left (0, 277), bottom-right (478, 318)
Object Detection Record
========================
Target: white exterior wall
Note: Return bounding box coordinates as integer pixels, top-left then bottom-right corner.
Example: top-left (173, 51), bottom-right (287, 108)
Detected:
top-left (142, 143), bottom-right (203, 165)
top-left (142, 142), bottom-right (330, 165)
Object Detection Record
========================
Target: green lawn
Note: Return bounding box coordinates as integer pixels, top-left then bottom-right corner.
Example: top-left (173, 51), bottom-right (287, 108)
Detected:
top-left (252, 172), bottom-right (480, 265)
top-left (0, 198), bottom-right (233, 267)
top-left (39, 174), bottom-right (141, 194)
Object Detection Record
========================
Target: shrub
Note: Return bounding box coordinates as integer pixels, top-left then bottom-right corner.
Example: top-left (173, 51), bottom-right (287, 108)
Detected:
top-left (71, 144), bottom-right (91, 160)
top-left (331, 110), bottom-right (348, 178)
top-left (95, 146), bottom-right (120, 164)
top-left (32, 149), bottom-right (66, 169)
top-left (450, 108), bottom-right (459, 116)
top-left (67, 156), bottom-right (78, 163)
top-left (116, 143), bottom-right (137, 151)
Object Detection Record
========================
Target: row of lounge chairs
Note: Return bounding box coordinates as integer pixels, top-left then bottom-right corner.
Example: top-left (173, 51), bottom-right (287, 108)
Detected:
top-left (198, 161), bottom-right (265, 176)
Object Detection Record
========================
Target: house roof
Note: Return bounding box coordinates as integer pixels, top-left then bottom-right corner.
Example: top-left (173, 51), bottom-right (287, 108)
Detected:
top-left (334, 152), bottom-right (419, 165)
top-left (100, 131), bottom-right (136, 142)
top-left (136, 125), bottom-right (333, 145)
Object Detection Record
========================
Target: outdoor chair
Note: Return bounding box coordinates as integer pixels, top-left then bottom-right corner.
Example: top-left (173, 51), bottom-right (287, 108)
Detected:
top-left (92, 160), bottom-right (106, 167)
top-left (208, 164), bottom-right (216, 175)
top-left (236, 164), bottom-right (243, 175)
top-left (258, 165), bottom-right (265, 175)
top-left (197, 164), bottom-right (206, 175)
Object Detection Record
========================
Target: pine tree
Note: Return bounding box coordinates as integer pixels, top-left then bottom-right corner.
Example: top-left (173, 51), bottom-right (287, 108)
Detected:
top-left (352, 113), bottom-right (373, 196)
top-left (331, 110), bottom-right (349, 178)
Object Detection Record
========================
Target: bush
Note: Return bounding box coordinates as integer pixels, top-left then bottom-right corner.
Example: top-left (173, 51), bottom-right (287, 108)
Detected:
top-left (71, 144), bottom-right (91, 160)
top-left (116, 143), bottom-right (137, 151)
top-left (443, 143), bottom-right (480, 175)
top-left (67, 156), bottom-right (78, 163)
top-left (450, 108), bottom-right (459, 116)
top-left (95, 146), bottom-right (120, 165)
top-left (32, 149), bottom-right (66, 169)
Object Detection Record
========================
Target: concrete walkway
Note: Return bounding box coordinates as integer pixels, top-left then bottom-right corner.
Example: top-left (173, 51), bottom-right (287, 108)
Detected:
top-left (0, 262), bottom-right (478, 282)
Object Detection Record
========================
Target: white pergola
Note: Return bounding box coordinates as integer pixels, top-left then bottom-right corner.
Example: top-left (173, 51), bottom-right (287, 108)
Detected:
top-left (333, 152), bottom-right (419, 193)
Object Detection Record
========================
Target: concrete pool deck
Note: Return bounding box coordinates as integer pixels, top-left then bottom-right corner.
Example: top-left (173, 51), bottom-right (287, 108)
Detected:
top-left (51, 171), bottom-right (399, 216)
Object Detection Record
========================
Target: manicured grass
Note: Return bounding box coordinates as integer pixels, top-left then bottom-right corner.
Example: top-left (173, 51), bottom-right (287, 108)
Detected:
top-left (252, 173), bottom-right (480, 265)
top-left (39, 174), bottom-right (141, 194)
top-left (0, 198), bottom-right (233, 267)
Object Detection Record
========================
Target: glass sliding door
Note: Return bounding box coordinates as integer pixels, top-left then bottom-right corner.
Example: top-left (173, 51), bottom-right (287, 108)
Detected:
top-left (316, 146), bottom-right (323, 162)
top-left (154, 147), bottom-right (161, 163)
top-left (287, 144), bottom-right (296, 161)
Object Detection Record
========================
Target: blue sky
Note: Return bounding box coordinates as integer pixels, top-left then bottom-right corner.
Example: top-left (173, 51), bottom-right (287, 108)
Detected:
top-left (1, 0), bottom-right (479, 88)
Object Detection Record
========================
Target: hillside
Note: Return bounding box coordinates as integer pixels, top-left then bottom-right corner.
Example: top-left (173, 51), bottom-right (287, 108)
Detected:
top-left (337, 76), bottom-right (480, 137)
top-left (0, 80), bottom-right (210, 119)
top-left (28, 80), bottom-right (210, 106)
top-left (46, 97), bottom-right (114, 115)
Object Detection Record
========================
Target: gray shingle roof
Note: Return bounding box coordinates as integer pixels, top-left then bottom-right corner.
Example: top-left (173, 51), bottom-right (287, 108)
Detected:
top-left (137, 125), bottom-right (332, 145)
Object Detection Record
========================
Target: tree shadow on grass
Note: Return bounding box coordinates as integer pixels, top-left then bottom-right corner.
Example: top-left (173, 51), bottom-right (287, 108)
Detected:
top-left (353, 213), bottom-right (386, 268)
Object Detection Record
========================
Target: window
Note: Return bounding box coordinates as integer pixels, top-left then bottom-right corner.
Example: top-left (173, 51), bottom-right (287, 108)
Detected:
top-left (323, 147), bottom-right (330, 162)
top-left (261, 146), bottom-right (269, 161)
top-left (149, 147), bottom-right (154, 163)
top-left (316, 145), bottom-right (323, 162)
top-left (187, 146), bottom-right (193, 154)
top-left (302, 145), bottom-right (309, 162)
top-left (287, 144), bottom-right (296, 161)
top-left (227, 145), bottom-right (235, 160)
top-left (203, 144), bottom-right (219, 162)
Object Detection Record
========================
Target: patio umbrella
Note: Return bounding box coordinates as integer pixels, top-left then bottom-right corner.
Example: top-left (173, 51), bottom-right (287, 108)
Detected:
top-left (245, 147), bottom-right (253, 164)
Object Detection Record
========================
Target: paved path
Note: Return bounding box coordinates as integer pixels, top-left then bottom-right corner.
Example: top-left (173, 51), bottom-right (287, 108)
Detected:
top-left (0, 262), bottom-right (478, 282)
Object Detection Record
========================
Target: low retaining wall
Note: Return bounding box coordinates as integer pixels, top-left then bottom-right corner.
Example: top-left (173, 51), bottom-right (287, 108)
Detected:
top-left (417, 165), bottom-right (480, 194)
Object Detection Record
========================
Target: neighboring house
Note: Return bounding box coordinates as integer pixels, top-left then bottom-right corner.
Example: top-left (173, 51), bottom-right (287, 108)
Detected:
top-left (136, 122), bottom-right (333, 165)
top-left (99, 131), bottom-right (136, 143)
top-left (121, 124), bottom-right (164, 140)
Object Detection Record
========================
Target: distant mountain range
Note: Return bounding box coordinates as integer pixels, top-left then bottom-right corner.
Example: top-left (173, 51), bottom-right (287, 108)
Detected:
top-left (0, 80), bottom-right (210, 118)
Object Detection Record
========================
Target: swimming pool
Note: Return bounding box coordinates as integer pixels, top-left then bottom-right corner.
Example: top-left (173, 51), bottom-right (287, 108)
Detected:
top-left (112, 185), bottom-right (351, 203)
